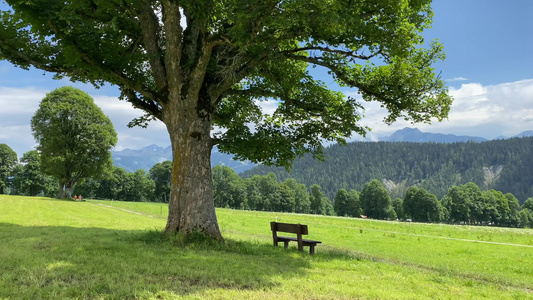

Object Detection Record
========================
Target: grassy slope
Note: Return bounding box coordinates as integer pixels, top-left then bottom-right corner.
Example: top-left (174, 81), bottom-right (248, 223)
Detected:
top-left (0, 195), bottom-right (532, 299)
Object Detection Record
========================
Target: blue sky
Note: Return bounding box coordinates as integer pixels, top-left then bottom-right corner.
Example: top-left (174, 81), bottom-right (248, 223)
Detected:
top-left (1, 0), bottom-right (533, 157)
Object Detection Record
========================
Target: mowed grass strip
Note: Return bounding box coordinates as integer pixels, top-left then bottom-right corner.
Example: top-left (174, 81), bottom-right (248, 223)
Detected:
top-left (0, 196), bottom-right (531, 299)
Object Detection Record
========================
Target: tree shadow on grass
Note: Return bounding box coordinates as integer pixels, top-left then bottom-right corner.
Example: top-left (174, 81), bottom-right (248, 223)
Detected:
top-left (0, 222), bottom-right (312, 299)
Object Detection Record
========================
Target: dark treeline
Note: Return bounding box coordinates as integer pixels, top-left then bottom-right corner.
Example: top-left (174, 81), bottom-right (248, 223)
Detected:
top-left (241, 137), bottom-right (533, 203)
top-left (212, 166), bottom-right (533, 228)
top-left (0, 144), bottom-right (172, 202)
top-left (1, 149), bottom-right (57, 197)
top-left (73, 161), bottom-right (172, 203)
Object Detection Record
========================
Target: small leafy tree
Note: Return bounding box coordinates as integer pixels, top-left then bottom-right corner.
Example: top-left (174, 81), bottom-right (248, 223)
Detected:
top-left (278, 182), bottom-right (296, 212)
top-left (212, 165), bottom-right (246, 209)
top-left (0, 143), bottom-right (17, 194)
top-left (310, 184), bottom-right (327, 215)
top-left (403, 186), bottom-right (440, 222)
top-left (257, 173), bottom-right (281, 211)
top-left (284, 178), bottom-right (311, 213)
top-left (348, 190), bottom-right (363, 218)
top-left (126, 169), bottom-right (156, 202)
top-left (519, 209), bottom-right (533, 228)
top-left (360, 179), bottom-right (392, 219)
top-left (335, 188), bottom-right (360, 217)
top-left (334, 189), bottom-right (350, 217)
top-left (31, 87), bottom-right (117, 198)
top-left (504, 193), bottom-right (520, 227)
top-left (244, 176), bottom-right (261, 211)
top-left (522, 198), bottom-right (533, 211)
top-left (11, 150), bottom-right (56, 196)
top-left (150, 161), bottom-right (172, 202)
top-left (392, 198), bottom-right (406, 220)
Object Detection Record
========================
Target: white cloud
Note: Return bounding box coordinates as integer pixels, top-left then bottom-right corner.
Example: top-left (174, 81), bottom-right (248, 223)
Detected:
top-left (347, 79), bottom-right (533, 139)
top-left (447, 77), bottom-right (469, 82)
top-left (257, 99), bottom-right (279, 115)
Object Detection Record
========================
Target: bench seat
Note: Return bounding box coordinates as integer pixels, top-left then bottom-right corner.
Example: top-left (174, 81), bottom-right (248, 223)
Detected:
top-left (276, 236), bottom-right (322, 254)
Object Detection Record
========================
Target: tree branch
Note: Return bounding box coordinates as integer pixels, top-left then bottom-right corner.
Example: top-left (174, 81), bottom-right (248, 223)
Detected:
top-left (138, 0), bottom-right (167, 93)
top-left (122, 88), bottom-right (162, 120)
top-left (226, 87), bottom-right (277, 99)
top-left (161, 0), bottom-right (183, 94)
top-left (282, 46), bottom-right (382, 61)
top-left (0, 44), bottom-right (67, 74)
top-left (284, 53), bottom-right (389, 101)
top-left (209, 49), bottom-right (272, 104)
top-left (45, 19), bottom-right (160, 106)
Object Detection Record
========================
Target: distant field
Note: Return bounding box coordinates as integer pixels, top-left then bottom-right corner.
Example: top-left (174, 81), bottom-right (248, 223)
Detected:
top-left (1, 195), bottom-right (532, 299)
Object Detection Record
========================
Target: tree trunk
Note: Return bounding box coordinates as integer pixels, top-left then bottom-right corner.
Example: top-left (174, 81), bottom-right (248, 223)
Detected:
top-left (57, 180), bottom-right (75, 199)
top-left (65, 183), bottom-right (73, 199)
top-left (163, 102), bottom-right (223, 240)
top-left (58, 182), bottom-right (65, 199)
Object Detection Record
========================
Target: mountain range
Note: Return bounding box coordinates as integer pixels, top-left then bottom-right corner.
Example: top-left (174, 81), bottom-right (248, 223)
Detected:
top-left (112, 145), bottom-right (254, 173)
top-left (241, 135), bottom-right (533, 203)
top-left (111, 128), bottom-right (533, 173)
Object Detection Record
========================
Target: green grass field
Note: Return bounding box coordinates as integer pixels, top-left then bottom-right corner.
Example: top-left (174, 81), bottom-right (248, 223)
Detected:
top-left (1, 195), bottom-right (532, 299)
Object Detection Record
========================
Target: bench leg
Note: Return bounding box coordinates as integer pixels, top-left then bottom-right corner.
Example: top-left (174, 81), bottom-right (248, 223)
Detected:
top-left (283, 241), bottom-right (290, 249)
top-left (309, 245), bottom-right (315, 255)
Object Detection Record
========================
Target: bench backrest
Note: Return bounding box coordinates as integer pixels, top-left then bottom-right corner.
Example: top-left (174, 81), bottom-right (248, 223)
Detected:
top-left (271, 222), bottom-right (308, 251)
top-left (270, 222), bottom-right (308, 235)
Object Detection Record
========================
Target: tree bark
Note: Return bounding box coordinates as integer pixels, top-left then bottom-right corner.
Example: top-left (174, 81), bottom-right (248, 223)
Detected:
top-left (65, 183), bottom-right (73, 199)
top-left (163, 97), bottom-right (223, 240)
top-left (58, 182), bottom-right (64, 199)
top-left (58, 181), bottom-right (74, 199)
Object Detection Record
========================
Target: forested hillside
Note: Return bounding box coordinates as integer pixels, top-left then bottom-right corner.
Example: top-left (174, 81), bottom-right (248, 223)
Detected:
top-left (241, 137), bottom-right (533, 204)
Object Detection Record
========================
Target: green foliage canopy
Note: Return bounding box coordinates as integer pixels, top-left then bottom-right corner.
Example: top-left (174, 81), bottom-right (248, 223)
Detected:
top-left (0, 0), bottom-right (451, 168)
top-left (283, 178), bottom-right (311, 213)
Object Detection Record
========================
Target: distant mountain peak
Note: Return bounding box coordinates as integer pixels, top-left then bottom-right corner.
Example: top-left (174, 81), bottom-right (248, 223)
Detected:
top-left (514, 130), bottom-right (533, 138)
top-left (385, 127), bottom-right (487, 143)
top-left (142, 144), bottom-right (163, 152)
top-left (111, 144), bottom-right (254, 173)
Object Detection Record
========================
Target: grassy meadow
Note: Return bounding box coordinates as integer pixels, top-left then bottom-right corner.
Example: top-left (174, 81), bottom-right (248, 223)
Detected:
top-left (1, 195), bottom-right (532, 299)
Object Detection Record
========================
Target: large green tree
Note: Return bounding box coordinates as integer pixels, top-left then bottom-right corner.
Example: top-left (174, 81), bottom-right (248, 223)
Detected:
top-left (0, 0), bottom-right (451, 239)
top-left (31, 87), bottom-right (117, 198)
top-left (0, 143), bottom-right (17, 194)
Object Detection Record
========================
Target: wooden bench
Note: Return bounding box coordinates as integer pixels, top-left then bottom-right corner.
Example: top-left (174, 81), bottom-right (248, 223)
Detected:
top-left (270, 221), bottom-right (322, 255)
